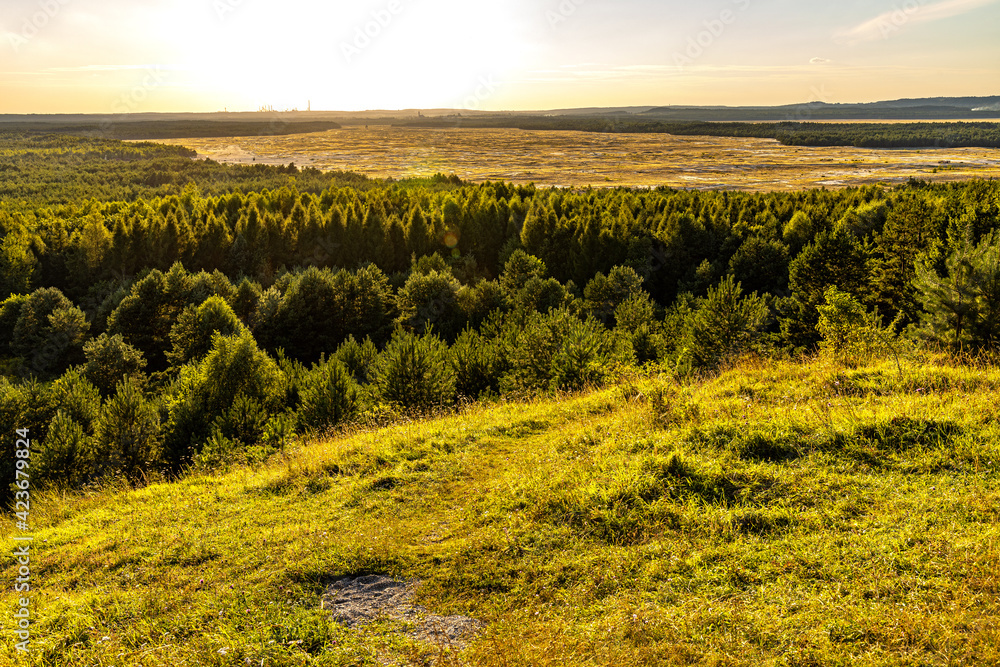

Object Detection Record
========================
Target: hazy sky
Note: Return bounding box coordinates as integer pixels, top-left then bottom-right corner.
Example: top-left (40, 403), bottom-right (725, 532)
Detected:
top-left (1, 0), bottom-right (998, 113)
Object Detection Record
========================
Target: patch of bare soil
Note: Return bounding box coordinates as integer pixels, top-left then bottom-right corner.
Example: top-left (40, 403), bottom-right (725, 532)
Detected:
top-left (321, 575), bottom-right (483, 649)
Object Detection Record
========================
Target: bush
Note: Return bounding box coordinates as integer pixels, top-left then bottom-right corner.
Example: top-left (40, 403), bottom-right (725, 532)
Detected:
top-left (375, 328), bottom-right (455, 412)
top-left (83, 333), bottom-right (147, 397)
top-left (817, 286), bottom-right (902, 368)
top-left (500, 250), bottom-right (546, 294)
top-left (166, 296), bottom-right (246, 366)
top-left (91, 378), bottom-right (162, 480)
top-left (298, 359), bottom-right (359, 431)
top-left (614, 293), bottom-right (662, 365)
top-left (164, 331), bottom-right (285, 468)
top-left (192, 429), bottom-right (244, 473)
top-left (211, 393), bottom-right (271, 450)
top-left (512, 276), bottom-right (573, 314)
top-left (451, 328), bottom-right (504, 399)
top-left (335, 336), bottom-right (379, 385)
top-left (50, 369), bottom-right (102, 431)
top-left (583, 265), bottom-right (645, 325)
top-left (782, 229), bottom-right (870, 349)
top-left (0, 377), bottom-right (57, 505)
top-left (675, 275), bottom-right (769, 373)
top-left (395, 269), bottom-right (463, 338)
top-left (11, 287), bottom-right (90, 378)
top-left (35, 411), bottom-right (90, 488)
top-left (457, 280), bottom-right (505, 329)
top-left (550, 316), bottom-right (617, 391)
top-left (913, 228), bottom-right (1000, 350)
top-left (501, 308), bottom-right (620, 393)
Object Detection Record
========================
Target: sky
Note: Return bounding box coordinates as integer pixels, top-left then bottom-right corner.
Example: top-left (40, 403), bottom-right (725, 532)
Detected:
top-left (0, 0), bottom-right (998, 113)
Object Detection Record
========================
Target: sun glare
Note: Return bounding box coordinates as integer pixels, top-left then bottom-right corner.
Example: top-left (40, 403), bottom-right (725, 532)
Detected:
top-left (172, 0), bottom-right (528, 111)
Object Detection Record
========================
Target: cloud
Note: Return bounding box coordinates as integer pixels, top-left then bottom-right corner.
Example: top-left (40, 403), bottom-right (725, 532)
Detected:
top-left (836, 0), bottom-right (999, 43)
top-left (810, 57), bottom-right (832, 65)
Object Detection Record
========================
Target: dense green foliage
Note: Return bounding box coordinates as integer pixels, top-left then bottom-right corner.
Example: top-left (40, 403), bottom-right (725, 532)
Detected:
top-left (2, 132), bottom-right (1000, 498)
top-left (0, 132), bottom-right (368, 206)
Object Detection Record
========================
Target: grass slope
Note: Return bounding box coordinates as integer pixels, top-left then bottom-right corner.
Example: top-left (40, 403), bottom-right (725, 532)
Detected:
top-left (3, 357), bottom-right (999, 666)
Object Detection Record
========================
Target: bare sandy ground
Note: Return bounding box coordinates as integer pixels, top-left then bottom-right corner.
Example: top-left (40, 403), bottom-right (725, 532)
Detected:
top-left (321, 575), bottom-right (483, 649)
top-left (158, 126), bottom-right (1000, 191)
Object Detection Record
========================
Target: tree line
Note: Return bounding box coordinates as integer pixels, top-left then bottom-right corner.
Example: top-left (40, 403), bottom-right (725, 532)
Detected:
top-left (401, 116), bottom-right (1000, 149)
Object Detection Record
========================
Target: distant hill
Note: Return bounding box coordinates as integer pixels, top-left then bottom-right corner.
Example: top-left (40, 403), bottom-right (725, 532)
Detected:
top-left (640, 96), bottom-right (1000, 121)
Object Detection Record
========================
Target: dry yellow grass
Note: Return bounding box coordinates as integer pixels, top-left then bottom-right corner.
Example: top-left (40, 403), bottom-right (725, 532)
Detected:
top-left (159, 126), bottom-right (1000, 191)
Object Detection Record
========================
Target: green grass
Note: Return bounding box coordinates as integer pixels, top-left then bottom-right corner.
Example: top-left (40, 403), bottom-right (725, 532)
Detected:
top-left (3, 356), bottom-right (1000, 665)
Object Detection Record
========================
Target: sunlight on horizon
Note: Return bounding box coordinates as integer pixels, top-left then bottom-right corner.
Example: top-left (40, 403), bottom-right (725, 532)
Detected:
top-left (0, 0), bottom-right (997, 113)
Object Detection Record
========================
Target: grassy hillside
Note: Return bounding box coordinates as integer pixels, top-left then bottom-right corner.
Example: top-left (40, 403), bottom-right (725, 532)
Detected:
top-left (3, 356), bottom-right (999, 666)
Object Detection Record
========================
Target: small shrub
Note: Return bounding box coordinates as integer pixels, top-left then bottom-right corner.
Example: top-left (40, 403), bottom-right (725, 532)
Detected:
top-left (674, 275), bottom-right (769, 374)
top-left (583, 265), bottom-right (645, 325)
top-left (166, 296), bottom-right (246, 366)
top-left (615, 293), bottom-right (662, 364)
top-left (192, 428), bottom-right (243, 473)
top-left (375, 328), bottom-right (455, 412)
top-left (83, 333), bottom-right (147, 397)
top-left (817, 286), bottom-right (902, 369)
top-left (50, 369), bottom-right (101, 432)
top-left (297, 359), bottom-right (359, 432)
top-left (91, 378), bottom-right (162, 480)
top-left (335, 336), bottom-right (379, 385)
top-left (211, 393), bottom-right (271, 449)
top-left (395, 269), bottom-right (463, 338)
top-left (164, 331), bottom-right (285, 468)
top-left (647, 386), bottom-right (701, 429)
top-left (451, 328), bottom-right (504, 399)
top-left (501, 308), bottom-right (620, 394)
top-left (262, 412), bottom-right (298, 454)
top-left (34, 411), bottom-right (90, 488)
top-left (500, 249), bottom-right (546, 294)
top-left (457, 279), bottom-right (506, 329)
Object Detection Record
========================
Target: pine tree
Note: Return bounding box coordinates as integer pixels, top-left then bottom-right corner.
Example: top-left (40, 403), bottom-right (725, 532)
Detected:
top-left (782, 228), bottom-right (870, 349)
top-left (913, 228), bottom-right (1000, 349)
top-left (872, 197), bottom-right (940, 326)
top-left (405, 206), bottom-right (431, 259)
